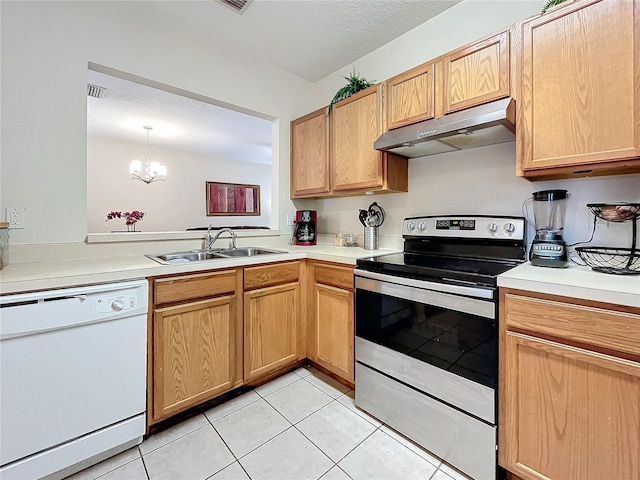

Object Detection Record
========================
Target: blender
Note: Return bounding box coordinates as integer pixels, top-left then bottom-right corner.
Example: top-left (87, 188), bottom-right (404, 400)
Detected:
top-left (530, 189), bottom-right (569, 268)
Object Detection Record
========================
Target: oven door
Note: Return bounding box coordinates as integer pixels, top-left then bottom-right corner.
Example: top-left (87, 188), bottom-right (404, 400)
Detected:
top-left (354, 269), bottom-right (497, 423)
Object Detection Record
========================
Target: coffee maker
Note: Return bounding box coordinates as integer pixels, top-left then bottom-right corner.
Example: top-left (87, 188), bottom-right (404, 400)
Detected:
top-left (294, 210), bottom-right (317, 246)
top-left (530, 189), bottom-right (569, 268)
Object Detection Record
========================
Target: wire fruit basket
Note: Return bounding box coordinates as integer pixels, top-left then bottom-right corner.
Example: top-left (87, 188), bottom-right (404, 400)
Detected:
top-left (575, 203), bottom-right (640, 275)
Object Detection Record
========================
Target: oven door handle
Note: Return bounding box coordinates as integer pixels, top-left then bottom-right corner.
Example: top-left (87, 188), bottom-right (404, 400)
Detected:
top-left (355, 275), bottom-right (495, 319)
top-left (354, 269), bottom-right (495, 300)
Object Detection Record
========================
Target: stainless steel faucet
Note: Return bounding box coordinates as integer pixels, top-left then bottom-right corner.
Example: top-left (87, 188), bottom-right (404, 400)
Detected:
top-left (206, 226), bottom-right (237, 251)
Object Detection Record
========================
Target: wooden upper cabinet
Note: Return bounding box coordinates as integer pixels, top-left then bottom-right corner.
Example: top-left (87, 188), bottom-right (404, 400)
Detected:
top-left (331, 84), bottom-right (385, 192)
top-left (443, 30), bottom-right (510, 114)
top-left (291, 107), bottom-right (330, 198)
top-left (385, 62), bottom-right (435, 130)
top-left (519, 0), bottom-right (640, 175)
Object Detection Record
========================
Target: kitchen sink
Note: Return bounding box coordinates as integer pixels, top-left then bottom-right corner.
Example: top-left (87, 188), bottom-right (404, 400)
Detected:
top-left (217, 247), bottom-right (285, 257)
top-left (147, 247), bottom-right (287, 265)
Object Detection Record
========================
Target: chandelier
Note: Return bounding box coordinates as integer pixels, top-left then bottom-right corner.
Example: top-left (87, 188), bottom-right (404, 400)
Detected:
top-left (129, 125), bottom-right (167, 184)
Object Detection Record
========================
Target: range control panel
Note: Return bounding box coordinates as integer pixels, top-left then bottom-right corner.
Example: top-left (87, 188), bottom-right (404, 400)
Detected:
top-left (435, 219), bottom-right (476, 230)
top-left (403, 215), bottom-right (525, 240)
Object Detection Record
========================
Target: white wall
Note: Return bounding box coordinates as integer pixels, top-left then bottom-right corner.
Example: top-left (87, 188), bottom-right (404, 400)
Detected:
top-left (87, 136), bottom-right (271, 233)
top-left (309, 0), bottom-right (640, 250)
top-left (3, 0), bottom-right (640, 250)
top-left (0, 1), bottom-right (314, 244)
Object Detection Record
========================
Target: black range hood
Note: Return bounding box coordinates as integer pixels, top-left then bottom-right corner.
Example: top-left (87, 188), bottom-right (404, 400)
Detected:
top-left (374, 98), bottom-right (515, 158)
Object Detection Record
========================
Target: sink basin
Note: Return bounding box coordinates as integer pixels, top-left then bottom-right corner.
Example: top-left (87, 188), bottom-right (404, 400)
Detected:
top-left (217, 247), bottom-right (286, 257)
top-left (151, 251), bottom-right (227, 264)
top-left (147, 247), bottom-right (287, 265)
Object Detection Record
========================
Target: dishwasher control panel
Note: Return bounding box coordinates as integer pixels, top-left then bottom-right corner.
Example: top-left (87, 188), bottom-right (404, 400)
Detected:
top-left (96, 294), bottom-right (138, 313)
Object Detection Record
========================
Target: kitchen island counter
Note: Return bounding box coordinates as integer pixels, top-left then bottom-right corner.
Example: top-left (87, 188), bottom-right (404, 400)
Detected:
top-left (0, 245), bottom-right (399, 295)
top-left (498, 262), bottom-right (640, 308)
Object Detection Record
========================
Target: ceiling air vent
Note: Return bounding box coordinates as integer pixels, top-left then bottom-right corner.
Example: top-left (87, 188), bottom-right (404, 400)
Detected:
top-left (217, 0), bottom-right (253, 14)
top-left (87, 84), bottom-right (106, 99)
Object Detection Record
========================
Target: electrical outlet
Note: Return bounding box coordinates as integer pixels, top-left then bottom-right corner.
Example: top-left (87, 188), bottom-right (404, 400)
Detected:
top-left (286, 213), bottom-right (296, 226)
top-left (6, 207), bottom-right (25, 229)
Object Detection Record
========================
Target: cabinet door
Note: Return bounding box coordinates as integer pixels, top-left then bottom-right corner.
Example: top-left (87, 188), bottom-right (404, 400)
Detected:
top-left (520, 0), bottom-right (640, 171)
top-left (443, 30), bottom-right (509, 114)
top-left (152, 296), bottom-right (236, 421)
top-left (500, 331), bottom-right (640, 480)
top-left (313, 283), bottom-right (354, 382)
top-left (331, 84), bottom-right (384, 191)
top-left (244, 282), bottom-right (300, 381)
top-left (291, 108), bottom-right (330, 198)
top-left (386, 62), bottom-right (435, 130)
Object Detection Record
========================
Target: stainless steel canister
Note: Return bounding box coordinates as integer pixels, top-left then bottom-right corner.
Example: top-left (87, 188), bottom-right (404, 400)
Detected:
top-left (363, 226), bottom-right (378, 250)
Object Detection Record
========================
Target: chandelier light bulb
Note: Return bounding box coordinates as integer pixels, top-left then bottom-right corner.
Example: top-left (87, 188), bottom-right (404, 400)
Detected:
top-left (130, 126), bottom-right (167, 184)
top-left (130, 160), bottom-right (142, 175)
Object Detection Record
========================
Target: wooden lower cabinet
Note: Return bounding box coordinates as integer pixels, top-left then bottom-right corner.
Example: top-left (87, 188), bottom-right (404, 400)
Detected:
top-left (152, 295), bottom-right (237, 422)
top-left (148, 269), bottom-right (242, 425)
top-left (499, 289), bottom-right (640, 480)
top-left (308, 262), bottom-right (355, 383)
top-left (244, 282), bottom-right (301, 381)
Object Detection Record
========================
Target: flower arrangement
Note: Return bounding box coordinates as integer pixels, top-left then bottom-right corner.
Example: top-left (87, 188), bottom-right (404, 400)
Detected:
top-left (106, 211), bottom-right (145, 231)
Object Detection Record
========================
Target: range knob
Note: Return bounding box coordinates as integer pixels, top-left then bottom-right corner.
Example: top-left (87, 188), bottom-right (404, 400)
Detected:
top-left (504, 222), bottom-right (516, 234)
top-left (417, 222), bottom-right (426, 232)
top-left (487, 222), bottom-right (499, 233)
top-left (407, 222), bottom-right (416, 231)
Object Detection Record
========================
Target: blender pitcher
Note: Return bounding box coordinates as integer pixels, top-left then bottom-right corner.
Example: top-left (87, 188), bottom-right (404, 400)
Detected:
top-left (530, 189), bottom-right (569, 268)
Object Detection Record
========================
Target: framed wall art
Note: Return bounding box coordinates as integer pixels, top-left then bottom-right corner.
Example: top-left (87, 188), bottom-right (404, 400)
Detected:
top-left (206, 181), bottom-right (261, 216)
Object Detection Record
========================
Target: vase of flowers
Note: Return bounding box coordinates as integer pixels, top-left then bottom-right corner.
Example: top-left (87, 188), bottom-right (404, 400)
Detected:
top-left (106, 210), bottom-right (145, 232)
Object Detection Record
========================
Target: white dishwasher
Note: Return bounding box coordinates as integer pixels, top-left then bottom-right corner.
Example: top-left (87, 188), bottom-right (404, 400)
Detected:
top-left (0, 280), bottom-right (148, 480)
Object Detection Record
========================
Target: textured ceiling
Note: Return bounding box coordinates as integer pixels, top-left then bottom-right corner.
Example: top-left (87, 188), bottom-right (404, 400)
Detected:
top-left (87, 70), bottom-right (273, 165)
top-left (87, 0), bottom-right (462, 161)
top-left (151, 0), bottom-right (462, 82)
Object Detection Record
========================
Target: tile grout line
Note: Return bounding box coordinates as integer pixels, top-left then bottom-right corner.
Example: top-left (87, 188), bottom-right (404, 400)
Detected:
top-left (290, 413), bottom-right (375, 476)
top-left (140, 422), bottom-right (211, 457)
top-left (210, 399), bottom-right (297, 464)
top-left (137, 445), bottom-right (151, 480)
top-left (378, 427), bottom-right (443, 470)
top-left (80, 449), bottom-right (142, 480)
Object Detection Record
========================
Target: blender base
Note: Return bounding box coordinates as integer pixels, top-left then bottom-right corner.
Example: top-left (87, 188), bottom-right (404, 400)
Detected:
top-left (530, 240), bottom-right (569, 268)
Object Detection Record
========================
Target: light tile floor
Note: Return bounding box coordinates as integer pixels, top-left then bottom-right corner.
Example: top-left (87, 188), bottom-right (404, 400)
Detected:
top-left (67, 367), bottom-right (471, 480)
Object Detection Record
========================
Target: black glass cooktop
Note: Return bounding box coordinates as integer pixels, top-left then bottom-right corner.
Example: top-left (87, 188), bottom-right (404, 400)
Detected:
top-left (356, 252), bottom-right (520, 287)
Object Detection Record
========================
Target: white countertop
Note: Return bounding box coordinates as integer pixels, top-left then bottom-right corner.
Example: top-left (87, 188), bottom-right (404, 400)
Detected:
top-left (4, 245), bottom-right (638, 308)
top-left (0, 245), bottom-right (399, 295)
top-left (498, 262), bottom-right (640, 308)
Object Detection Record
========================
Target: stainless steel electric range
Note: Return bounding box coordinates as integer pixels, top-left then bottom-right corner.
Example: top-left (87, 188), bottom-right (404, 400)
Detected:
top-left (354, 215), bottom-right (526, 480)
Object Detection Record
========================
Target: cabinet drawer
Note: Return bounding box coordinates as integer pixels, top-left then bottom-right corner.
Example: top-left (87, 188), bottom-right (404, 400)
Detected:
top-left (244, 261), bottom-right (299, 290)
top-left (504, 292), bottom-right (640, 357)
top-left (314, 263), bottom-right (354, 290)
top-left (153, 270), bottom-right (236, 305)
